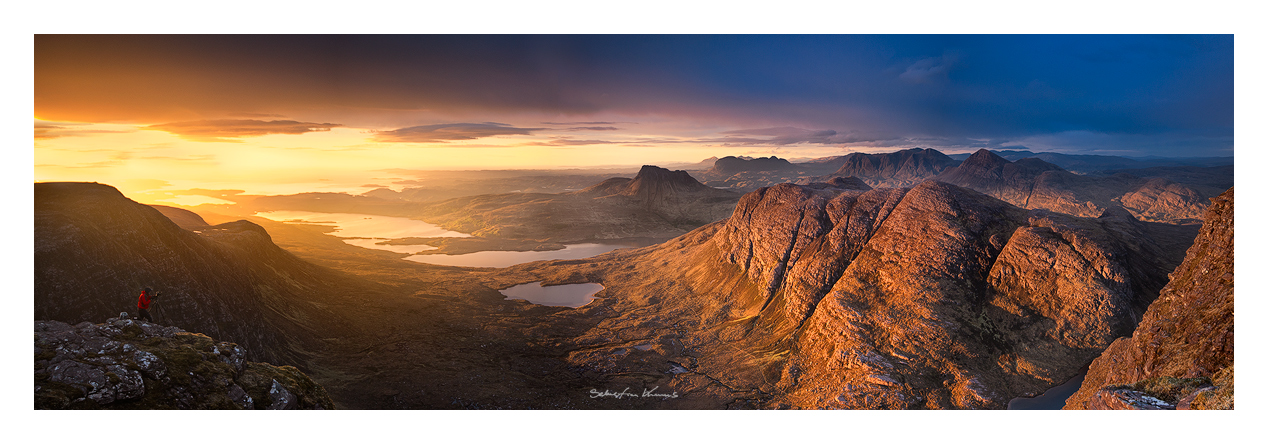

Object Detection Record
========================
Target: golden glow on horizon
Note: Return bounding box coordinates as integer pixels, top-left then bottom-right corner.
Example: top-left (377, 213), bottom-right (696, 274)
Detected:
top-left (35, 118), bottom-right (914, 203)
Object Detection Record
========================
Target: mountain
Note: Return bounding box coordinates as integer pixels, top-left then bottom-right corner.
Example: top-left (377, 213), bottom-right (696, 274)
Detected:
top-left (693, 155), bottom-right (842, 192)
top-left (936, 149), bottom-right (1220, 224)
top-left (827, 148), bottom-right (958, 187)
top-left (415, 165), bottom-right (740, 243)
top-left (934, 149), bottom-right (1066, 204)
top-left (34, 182), bottom-right (364, 366)
top-left (35, 318), bottom-right (332, 409)
top-left (1063, 188), bottom-right (1233, 410)
top-left (501, 180), bottom-right (1186, 408)
top-left (706, 156), bottom-right (799, 177)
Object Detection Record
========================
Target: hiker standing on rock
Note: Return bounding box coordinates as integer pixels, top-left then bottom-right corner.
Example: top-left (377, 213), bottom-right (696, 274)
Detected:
top-left (136, 287), bottom-right (159, 323)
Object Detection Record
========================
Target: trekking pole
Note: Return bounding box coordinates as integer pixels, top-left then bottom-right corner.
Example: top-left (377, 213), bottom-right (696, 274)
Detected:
top-left (153, 291), bottom-right (163, 324)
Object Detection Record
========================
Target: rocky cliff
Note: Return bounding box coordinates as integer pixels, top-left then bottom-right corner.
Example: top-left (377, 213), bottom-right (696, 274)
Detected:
top-left (35, 318), bottom-right (332, 409)
top-left (1063, 188), bottom-right (1233, 410)
top-left (501, 180), bottom-right (1186, 408)
top-left (35, 182), bottom-right (362, 365)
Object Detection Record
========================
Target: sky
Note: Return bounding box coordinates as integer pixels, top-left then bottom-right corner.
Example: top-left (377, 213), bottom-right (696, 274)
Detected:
top-left (34, 34), bottom-right (1234, 201)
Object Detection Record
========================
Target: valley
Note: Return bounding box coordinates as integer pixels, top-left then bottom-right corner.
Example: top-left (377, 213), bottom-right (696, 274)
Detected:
top-left (34, 148), bottom-right (1234, 409)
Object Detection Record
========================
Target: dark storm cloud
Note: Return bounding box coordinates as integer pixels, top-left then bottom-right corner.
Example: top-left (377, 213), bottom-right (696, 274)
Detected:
top-left (145, 119), bottom-right (341, 142)
top-left (373, 122), bottom-right (546, 143)
top-left (35, 35), bottom-right (1233, 156)
top-left (718, 127), bottom-right (850, 145)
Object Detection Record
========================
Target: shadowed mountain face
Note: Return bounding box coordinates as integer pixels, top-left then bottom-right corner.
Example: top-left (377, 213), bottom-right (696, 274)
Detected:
top-left (498, 180), bottom-right (1187, 408)
top-left (1064, 188), bottom-right (1233, 410)
top-left (828, 148), bottom-right (958, 187)
top-left (150, 205), bottom-right (210, 228)
top-left (794, 176), bottom-right (873, 191)
top-left (936, 149), bottom-right (1223, 224)
top-left (707, 156), bottom-right (799, 177)
top-left (34, 182), bottom-right (363, 365)
top-left (416, 165), bottom-right (739, 242)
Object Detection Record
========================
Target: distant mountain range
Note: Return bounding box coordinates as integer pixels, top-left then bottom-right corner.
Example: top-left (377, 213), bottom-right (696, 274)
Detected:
top-left (682, 148), bottom-right (1231, 224)
top-left (414, 165), bottom-right (740, 243)
top-left (949, 149), bottom-right (1234, 173)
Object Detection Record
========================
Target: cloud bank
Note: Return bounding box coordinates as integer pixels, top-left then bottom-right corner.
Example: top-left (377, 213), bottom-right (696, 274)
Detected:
top-left (373, 122), bottom-right (545, 143)
top-left (146, 119), bottom-right (341, 142)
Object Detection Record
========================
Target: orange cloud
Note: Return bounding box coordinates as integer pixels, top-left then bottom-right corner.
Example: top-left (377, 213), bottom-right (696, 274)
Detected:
top-left (145, 119), bottom-right (342, 142)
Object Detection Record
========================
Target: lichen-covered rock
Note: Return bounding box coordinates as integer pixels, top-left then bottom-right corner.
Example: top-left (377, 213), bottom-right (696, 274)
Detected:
top-left (1063, 188), bottom-right (1233, 410)
top-left (35, 318), bottom-right (333, 410)
top-left (268, 379), bottom-right (298, 410)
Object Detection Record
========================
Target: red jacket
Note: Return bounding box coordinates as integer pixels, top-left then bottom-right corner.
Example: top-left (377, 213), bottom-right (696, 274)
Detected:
top-left (137, 291), bottom-right (152, 309)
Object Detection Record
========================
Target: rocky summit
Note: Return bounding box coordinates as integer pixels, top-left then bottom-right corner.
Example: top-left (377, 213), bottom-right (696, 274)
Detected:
top-left (35, 317), bottom-right (332, 409)
top-left (1063, 188), bottom-right (1234, 410)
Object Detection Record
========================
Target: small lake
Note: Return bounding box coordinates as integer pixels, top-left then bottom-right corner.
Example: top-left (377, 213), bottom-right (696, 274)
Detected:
top-left (404, 243), bottom-right (628, 268)
top-left (1007, 370), bottom-right (1088, 410)
top-left (499, 282), bottom-right (605, 308)
top-left (255, 211), bottom-right (470, 254)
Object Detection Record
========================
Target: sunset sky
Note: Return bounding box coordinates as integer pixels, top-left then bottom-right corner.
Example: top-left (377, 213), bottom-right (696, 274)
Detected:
top-left (34, 34), bottom-right (1234, 203)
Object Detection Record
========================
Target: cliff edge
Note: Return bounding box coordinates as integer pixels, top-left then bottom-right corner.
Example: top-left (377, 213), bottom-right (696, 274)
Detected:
top-left (1063, 188), bottom-right (1233, 410)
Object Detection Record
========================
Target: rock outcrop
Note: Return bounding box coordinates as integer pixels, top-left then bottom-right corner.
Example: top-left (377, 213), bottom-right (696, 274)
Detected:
top-left (1117, 178), bottom-right (1211, 223)
top-left (1063, 188), bottom-right (1233, 410)
top-left (35, 318), bottom-right (333, 409)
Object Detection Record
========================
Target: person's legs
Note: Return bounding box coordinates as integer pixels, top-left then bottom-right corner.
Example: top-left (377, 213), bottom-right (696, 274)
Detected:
top-left (138, 308), bottom-right (152, 322)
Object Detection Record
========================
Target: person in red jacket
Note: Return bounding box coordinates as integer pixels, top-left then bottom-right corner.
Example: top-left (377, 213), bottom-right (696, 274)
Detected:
top-left (136, 287), bottom-right (159, 322)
